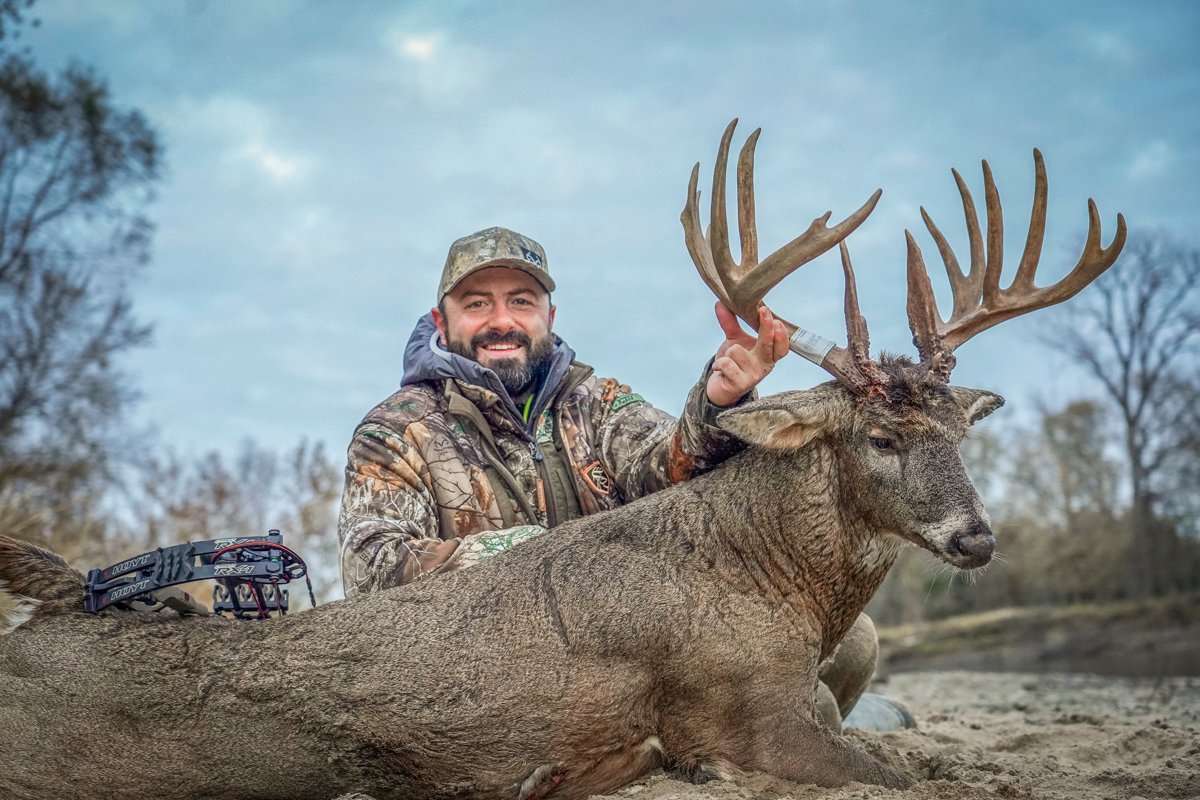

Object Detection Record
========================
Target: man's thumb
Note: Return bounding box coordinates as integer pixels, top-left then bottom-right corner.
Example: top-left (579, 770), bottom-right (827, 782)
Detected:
top-left (715, 302), bottom-right (744, 338)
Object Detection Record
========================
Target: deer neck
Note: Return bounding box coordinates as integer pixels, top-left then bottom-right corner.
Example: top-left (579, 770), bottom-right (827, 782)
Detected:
top-left (701, 444), bottom-right (900, 658)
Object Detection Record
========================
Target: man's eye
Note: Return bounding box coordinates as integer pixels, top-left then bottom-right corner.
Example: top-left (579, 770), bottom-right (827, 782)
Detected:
top-left (512, 297), bottom-right (532, 306)
top-left (869, 436), bottom-right (894, 451)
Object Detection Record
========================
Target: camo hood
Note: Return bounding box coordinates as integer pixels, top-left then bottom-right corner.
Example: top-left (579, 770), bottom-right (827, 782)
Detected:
top-left (401, 312), bottom-right (576, 434)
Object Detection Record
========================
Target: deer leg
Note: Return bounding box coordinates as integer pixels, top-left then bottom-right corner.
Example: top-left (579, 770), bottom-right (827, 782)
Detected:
top-left (666, 758), bottom-right (733, 785)
top-left (663, 670), bottom-right (910, 790)
top-left (732, 699), bottom-right (911, 789)
top-left (818, 612), bottom-right (879, 719)
top-left (517, 763), bottom-right (566, 800)
top-left (813, 680), bottom-right (842, 733)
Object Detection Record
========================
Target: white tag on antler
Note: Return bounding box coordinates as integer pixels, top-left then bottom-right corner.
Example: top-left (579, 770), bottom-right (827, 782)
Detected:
top-left (789, 327), bottom-right (836, 366)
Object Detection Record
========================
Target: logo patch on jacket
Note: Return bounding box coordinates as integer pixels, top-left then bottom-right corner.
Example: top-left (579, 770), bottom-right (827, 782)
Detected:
top-left (610, 393), bottom-right (644, 413)
top-left (579, 460), bottom-right (613, 496)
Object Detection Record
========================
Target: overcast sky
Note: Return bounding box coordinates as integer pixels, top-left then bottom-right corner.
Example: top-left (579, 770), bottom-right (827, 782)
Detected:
top-left (27, 0), bottom-right (1200, 459)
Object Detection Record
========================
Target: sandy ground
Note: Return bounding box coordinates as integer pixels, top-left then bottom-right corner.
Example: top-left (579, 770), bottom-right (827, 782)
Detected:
top-left (589, 671), bottom-right (1200, 800)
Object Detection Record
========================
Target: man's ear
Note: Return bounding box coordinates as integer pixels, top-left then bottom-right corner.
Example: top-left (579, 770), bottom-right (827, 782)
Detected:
top-left (949, 386), bottom-right (1005, 425)
top-left (717, 389), bottom-right (837, 450)
top-left (430, 306), bottom-right (448, 346)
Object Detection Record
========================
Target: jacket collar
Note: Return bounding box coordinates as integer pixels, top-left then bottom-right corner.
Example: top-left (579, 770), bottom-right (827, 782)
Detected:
top-left (401, 312), bottom-right (579, 436)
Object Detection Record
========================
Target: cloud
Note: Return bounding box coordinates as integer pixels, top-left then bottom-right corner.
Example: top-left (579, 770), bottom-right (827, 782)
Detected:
top-left (157, 94), bottom-right (313, 185)
top-left (1128, 140), bottom-right (1172, 180)
top-left (1080, 29), bottom-right (1136, 65)
top-left (379, 24), bottom-right (490, 103)
top-left (390, 32), bottom-right (441, 62)
top-left (240, 141), bottom-right (309, 183)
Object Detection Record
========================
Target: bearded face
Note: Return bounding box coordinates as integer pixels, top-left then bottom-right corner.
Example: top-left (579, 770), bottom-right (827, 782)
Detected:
top-left (433, 267), bottom-right (558, 397)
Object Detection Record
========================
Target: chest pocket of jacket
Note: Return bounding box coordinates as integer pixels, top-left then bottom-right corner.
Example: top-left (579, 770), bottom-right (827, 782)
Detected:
top-left (541, 432), bottom-right (582, 525)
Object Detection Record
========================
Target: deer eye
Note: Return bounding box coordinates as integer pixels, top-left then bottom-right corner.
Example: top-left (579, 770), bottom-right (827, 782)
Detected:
top-left (869, 435), bottom-right (895, 451)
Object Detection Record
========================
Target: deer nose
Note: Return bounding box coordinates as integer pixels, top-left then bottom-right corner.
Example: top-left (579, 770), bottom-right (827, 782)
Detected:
top-left (950, 522), bottom-right (995, 565)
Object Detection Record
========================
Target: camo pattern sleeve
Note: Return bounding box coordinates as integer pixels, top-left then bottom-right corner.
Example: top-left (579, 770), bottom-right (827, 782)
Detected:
top-left (337, 421), bottom-right (461, 597)
top-left (451, 525), bottom-right (547, 571)
top-left (593, 360), bottom-right (749, 500)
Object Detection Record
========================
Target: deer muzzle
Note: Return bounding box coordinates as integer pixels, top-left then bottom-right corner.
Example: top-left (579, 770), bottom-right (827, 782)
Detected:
top-left (949, 522), bottom-right (995, 568)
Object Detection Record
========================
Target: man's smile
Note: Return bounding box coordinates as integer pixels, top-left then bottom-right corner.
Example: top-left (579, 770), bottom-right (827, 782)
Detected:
top-left (480, 343), bottom-right (524, 355)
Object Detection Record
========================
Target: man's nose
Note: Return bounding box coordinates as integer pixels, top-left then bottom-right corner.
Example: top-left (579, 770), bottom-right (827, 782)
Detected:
top-left (486, 304), bottom-right (517, 331)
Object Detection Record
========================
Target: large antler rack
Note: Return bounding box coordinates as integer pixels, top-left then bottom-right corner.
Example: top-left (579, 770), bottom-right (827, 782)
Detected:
top-left (681, 119), bottom-right (886, 396)
top-left (906, 149), bottom-right (1127, 381)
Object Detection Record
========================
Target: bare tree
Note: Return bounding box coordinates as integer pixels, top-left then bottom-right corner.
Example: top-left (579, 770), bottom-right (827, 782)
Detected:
top-left (0, 0), bottom-right (36, 47)
top-left (1033, 400), bottom-right (1120, 528)
top-left (275, 438), bottom-right (342, 603)
top-left (1046, 232), bottom-right (1200, 595)
top-left (1163, 371), bottom-right (1200, 537)
top-left (0, 44), bottom-right (160, 528)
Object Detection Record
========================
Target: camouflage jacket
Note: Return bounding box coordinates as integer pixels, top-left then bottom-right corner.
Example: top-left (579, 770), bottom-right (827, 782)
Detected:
top-left (337, 314), bottom-right (748, 597)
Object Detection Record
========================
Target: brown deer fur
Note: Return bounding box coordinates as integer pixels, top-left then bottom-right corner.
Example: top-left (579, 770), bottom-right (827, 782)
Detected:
top-left (0, 359), bottom-right (1003, 799)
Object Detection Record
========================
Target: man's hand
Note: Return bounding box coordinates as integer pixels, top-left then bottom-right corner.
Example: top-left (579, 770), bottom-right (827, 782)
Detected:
top-left (707, 303), bottom-right (789, 407)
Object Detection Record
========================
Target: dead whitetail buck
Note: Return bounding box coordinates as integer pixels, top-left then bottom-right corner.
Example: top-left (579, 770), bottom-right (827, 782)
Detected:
top-left (0, 120), bottom-right (1124, 800)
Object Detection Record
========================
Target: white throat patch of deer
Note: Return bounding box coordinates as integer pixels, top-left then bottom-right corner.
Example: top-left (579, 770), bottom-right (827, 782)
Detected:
top-left (0, 121), bottom-right (1125, 800)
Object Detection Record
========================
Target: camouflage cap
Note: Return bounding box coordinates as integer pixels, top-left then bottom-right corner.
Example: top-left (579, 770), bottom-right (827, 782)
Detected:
top-left (438, 226), bottom-right (555, 301)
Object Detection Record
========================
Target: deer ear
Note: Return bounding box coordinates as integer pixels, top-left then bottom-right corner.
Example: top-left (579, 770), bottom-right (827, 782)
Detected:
top-left (717, 390), bottom-right (835, 450)
top-left (950, 386), bottom-right (1005, 425)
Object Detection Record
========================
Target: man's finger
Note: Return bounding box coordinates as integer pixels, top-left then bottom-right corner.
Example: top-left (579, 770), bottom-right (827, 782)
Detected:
top-left (751, 307), bottom-right (779, 362)
top-left (772, 320), bottom-right (789, 363)
top-left (726, 344), bottom-right (756, 375)
top-left (713, 355), bottom-right (742, 380)
top-left (715, 302), bottom-right (745, 340)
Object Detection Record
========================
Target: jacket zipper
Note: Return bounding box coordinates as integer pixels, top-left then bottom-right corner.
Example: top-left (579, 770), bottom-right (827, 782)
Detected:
top-left (529, 440), bottom-right (558, 528)
top-left (519, 365), bottom-right (592, 530)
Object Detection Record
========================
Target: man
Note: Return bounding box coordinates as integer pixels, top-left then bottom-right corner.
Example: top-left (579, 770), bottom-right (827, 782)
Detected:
top-left (337, 226), bottom-right (786, 596)
top-left (336, 226), bottom-right (903, 732)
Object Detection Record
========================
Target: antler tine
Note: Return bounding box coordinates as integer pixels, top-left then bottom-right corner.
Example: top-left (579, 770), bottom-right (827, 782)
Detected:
top-left (918, 208), bottom-right (968, 320)
top-left (905, 229), bottom-right (941, 363)
top-left (840, 241), bottom-right (871, 360)
top-left (736, 127), bottom-right (761, 268)
top-left (1069, 199), bottom-right (1128, 289)
top-left (981, 160), bottom-right (1004, 307)
top-left (682, 162), bottom-right (734, 310)
top-left (708, 118), bottom-right (740, 282)
top-left (952, 168), bottom-right (986, 291)
top-left (1011, 148), bottom-right (1048, 291)
top-left (782, 241), bottom-right (890, 396)
top-left (836, 242), bottom-right (892, 392)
